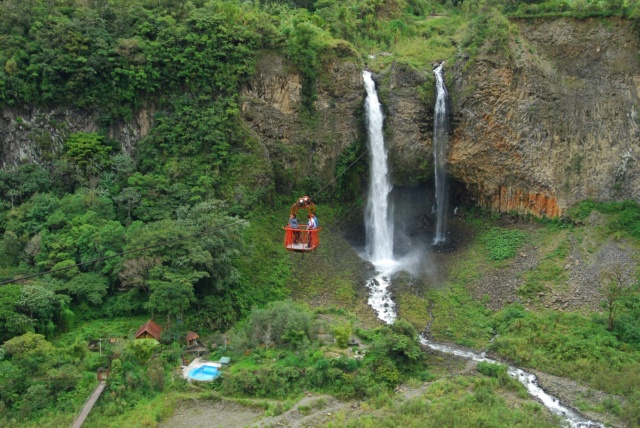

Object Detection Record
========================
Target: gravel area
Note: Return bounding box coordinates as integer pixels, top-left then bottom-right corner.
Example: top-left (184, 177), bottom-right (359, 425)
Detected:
top-left (251, 395), bottom-right (348, 428)
top-left (471, 240), bottom-right (540, 310)
top-left (563, 239), bottom-right (637, 311)
top-left (159, 400), bottom-right (262, 428)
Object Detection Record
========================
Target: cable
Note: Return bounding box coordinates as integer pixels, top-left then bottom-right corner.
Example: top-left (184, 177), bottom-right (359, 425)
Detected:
top-left (0, 139), bottom-right (376, 285)
top-left (322, 191), bottom-right (367, 232)
top-left (0, 218), bottom-right (250, 285)
top-left (310, 146), bottom-right (369, 201)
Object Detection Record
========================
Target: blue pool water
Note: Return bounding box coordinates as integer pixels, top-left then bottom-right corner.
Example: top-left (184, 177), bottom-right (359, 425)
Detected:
top-left (188, 365), bottom-right (221, 381)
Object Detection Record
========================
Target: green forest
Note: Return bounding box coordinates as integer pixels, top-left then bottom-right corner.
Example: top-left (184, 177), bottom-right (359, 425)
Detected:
top-left (2, 0), bottom-right (640, 426)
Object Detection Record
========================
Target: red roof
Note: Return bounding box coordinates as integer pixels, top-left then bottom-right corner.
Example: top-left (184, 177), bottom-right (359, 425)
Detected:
top-left (186, 331), bottom-right (199, 342)
top-left (135, 320), bottom-right (162, 340)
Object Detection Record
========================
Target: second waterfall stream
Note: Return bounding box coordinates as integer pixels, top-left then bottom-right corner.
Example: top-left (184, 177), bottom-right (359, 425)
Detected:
top-left (360, 68), bottom-right (603, 428)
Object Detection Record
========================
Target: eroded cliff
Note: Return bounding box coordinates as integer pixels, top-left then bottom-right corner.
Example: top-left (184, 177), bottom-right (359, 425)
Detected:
top-left (450, 18), bottom-right (640, 216)
top-left (2, 18), bottom-right (639, 216)
top-left (0, 106), bottom-right (154, 168)
top-left (240, 19), bottom-right (640, 217)
top-left (240, 51), bottom-right (364, 195)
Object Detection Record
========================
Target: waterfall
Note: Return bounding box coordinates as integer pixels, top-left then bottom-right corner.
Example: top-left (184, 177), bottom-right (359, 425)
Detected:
top-left (433, 62), bottom-right (449, 244)
top-left (359, 67), bottom-right (604, 428)
top-left (359, 69), bottom-right (604, 426)
top-left (363, 70), bottom-right (394, 263)
top-left (363, 70), bottom-right (397, 324)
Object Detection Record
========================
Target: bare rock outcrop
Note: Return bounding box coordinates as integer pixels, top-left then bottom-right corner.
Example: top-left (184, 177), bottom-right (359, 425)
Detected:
top-left (450, 18), bottom-right (640, 216)
top-left (0, 106), bottom-right (154, 168)
top-left (240, 51), bottom-right (364, 195)
top-left (380, 62), bottom-right (433, 185)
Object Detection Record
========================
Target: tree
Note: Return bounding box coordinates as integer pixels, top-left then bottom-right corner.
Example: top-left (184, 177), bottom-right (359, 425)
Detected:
top-left (125, 338), bottom-right (158, 364)
top-left (17, 283), bottom-right (58, 323)
top-left (147, 269), bottom-right (202, 325)
top-left (611, 279), bottom-right (640, 346)
top-left (0, 231), bottom-right (22, 267)
top-left (120, 201), bottom-right (247, 327)
top-left (246, 300), bottom-right (312, 348)
top-left (333, 322), bottom-right (352, 348)
top-left (59, 272), bottom-right (108, 305)
top-left (600, 263), bottom-right (633, 331)
top-left (2, 332), bottom-right (55, 374)
top-left (369, 319), bottom-right (424, 370)
top-left (118, 256), bottom-right (162, 297)
top-left (0, 285), bottom-right (33, 342)
top-left (63, 132), bottom-right (115, 185)
top-left (113, 187), bottom-right (141, 220)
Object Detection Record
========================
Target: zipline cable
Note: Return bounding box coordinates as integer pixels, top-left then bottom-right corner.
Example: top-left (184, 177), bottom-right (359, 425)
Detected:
top-left (310, 146), bottom-right (369, 202)
top-left (0, 219), bottom-right (247, 285)
top-left (0, 138), bottom-right (377, 285)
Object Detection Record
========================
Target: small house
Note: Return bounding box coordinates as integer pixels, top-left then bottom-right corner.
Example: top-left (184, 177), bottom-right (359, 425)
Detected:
top-left (135, 320), bottom-right (162, 341)
top-left (186, 331), bottom-right (200, 346)
top-left (185, 331), bottom-right (208, 357)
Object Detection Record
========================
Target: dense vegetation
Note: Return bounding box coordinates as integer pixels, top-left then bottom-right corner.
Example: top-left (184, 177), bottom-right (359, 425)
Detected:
top-left (2, 0), bottom-right (640, 426)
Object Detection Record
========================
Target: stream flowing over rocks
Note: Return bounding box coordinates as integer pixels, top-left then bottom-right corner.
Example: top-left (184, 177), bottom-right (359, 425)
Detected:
top-left (360, 64), bottom-right (607, 427)
top-left (366, 273), bottom-right (606, 427)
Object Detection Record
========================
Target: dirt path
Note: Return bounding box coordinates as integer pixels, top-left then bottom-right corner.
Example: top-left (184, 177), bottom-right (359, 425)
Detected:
top-left (252, 395), bottom-right (349, 428)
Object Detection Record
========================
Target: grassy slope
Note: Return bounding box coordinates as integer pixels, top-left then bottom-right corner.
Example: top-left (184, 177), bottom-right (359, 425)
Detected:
top-left (391, 211), bottom-right (640, 426)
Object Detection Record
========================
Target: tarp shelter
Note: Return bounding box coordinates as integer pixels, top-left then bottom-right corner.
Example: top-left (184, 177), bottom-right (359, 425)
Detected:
top-left (135, 320), bottom-right (162, 340)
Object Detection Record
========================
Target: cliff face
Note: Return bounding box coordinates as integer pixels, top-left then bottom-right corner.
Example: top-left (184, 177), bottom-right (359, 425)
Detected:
top-left (2, 19), bottom-right (639, 217)
top-left (240, 52), bottom-right (364, 195)
top-left (379, 62), bottom-right (433, 185)
top-left (449, 18), bottom-right (640, 216)
top-left (0, 106), bottom-right (154, 168)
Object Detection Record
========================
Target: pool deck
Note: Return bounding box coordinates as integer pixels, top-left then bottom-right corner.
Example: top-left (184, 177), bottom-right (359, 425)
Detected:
top-left (181, 358), bottom-right (222, 379)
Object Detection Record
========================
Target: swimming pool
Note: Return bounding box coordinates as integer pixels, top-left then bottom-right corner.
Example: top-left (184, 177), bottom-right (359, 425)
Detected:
top-left (187, 364), bottom-right (221, 382)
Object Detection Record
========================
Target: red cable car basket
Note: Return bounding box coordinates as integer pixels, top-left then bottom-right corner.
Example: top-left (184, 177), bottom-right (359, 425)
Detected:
top-left (283, 195), bottom-right (320, 252)
top-left (284, 226), bottom-right (321, 252)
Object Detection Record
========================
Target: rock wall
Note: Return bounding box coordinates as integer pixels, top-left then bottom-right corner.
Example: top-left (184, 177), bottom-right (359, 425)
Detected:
top-left (0, 106), bottom-right (154, 168)
top-left (379, 62), bottom-right (433, 185)
top-left (2, 19), bottom-right (639, 218)
top-left (450, 18), bottom-right (640, 216)
top-left (240, 52), bottom-right (364, 195)
top-left (220, 18), bottom-right (640, 216)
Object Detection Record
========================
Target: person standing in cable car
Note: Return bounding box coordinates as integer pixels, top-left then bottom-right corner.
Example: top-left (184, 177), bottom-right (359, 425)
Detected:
top-left (307, 213), bottom-right (317, 229)
top-left (307, 213), bottom-right (317, 248)
top-left (289, 214), bottom-right (298, 229)
top-left (289, 214), bottom-right (300, 244)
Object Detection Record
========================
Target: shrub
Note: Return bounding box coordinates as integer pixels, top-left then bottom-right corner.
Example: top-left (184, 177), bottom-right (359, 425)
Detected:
top-left (480, 228), bottom-right (529, 261)
top-left (125, 339), bottom-right (159, 364)
top-left (245, 300), bottom-right (312, 349)
top-left (333, 322), bottom-right (352, 348)
top-left (477, 361), bottom-right (507, 378)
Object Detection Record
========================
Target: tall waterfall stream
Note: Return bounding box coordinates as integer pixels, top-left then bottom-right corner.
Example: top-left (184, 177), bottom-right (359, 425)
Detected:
top-left (432, 62), bottom-right (449, 244)
top-left (361, 69), bottom-right (604, 428)
top-left (363, 70), bottom-right (397, 324)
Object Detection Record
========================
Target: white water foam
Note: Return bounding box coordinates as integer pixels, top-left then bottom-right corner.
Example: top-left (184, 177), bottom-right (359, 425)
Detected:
top-left (366, 258), bottom-right (400, 324)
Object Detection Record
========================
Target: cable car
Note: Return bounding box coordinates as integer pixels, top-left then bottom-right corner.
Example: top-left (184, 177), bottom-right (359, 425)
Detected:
top-left (284, 195), bottom-right (321, 252)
